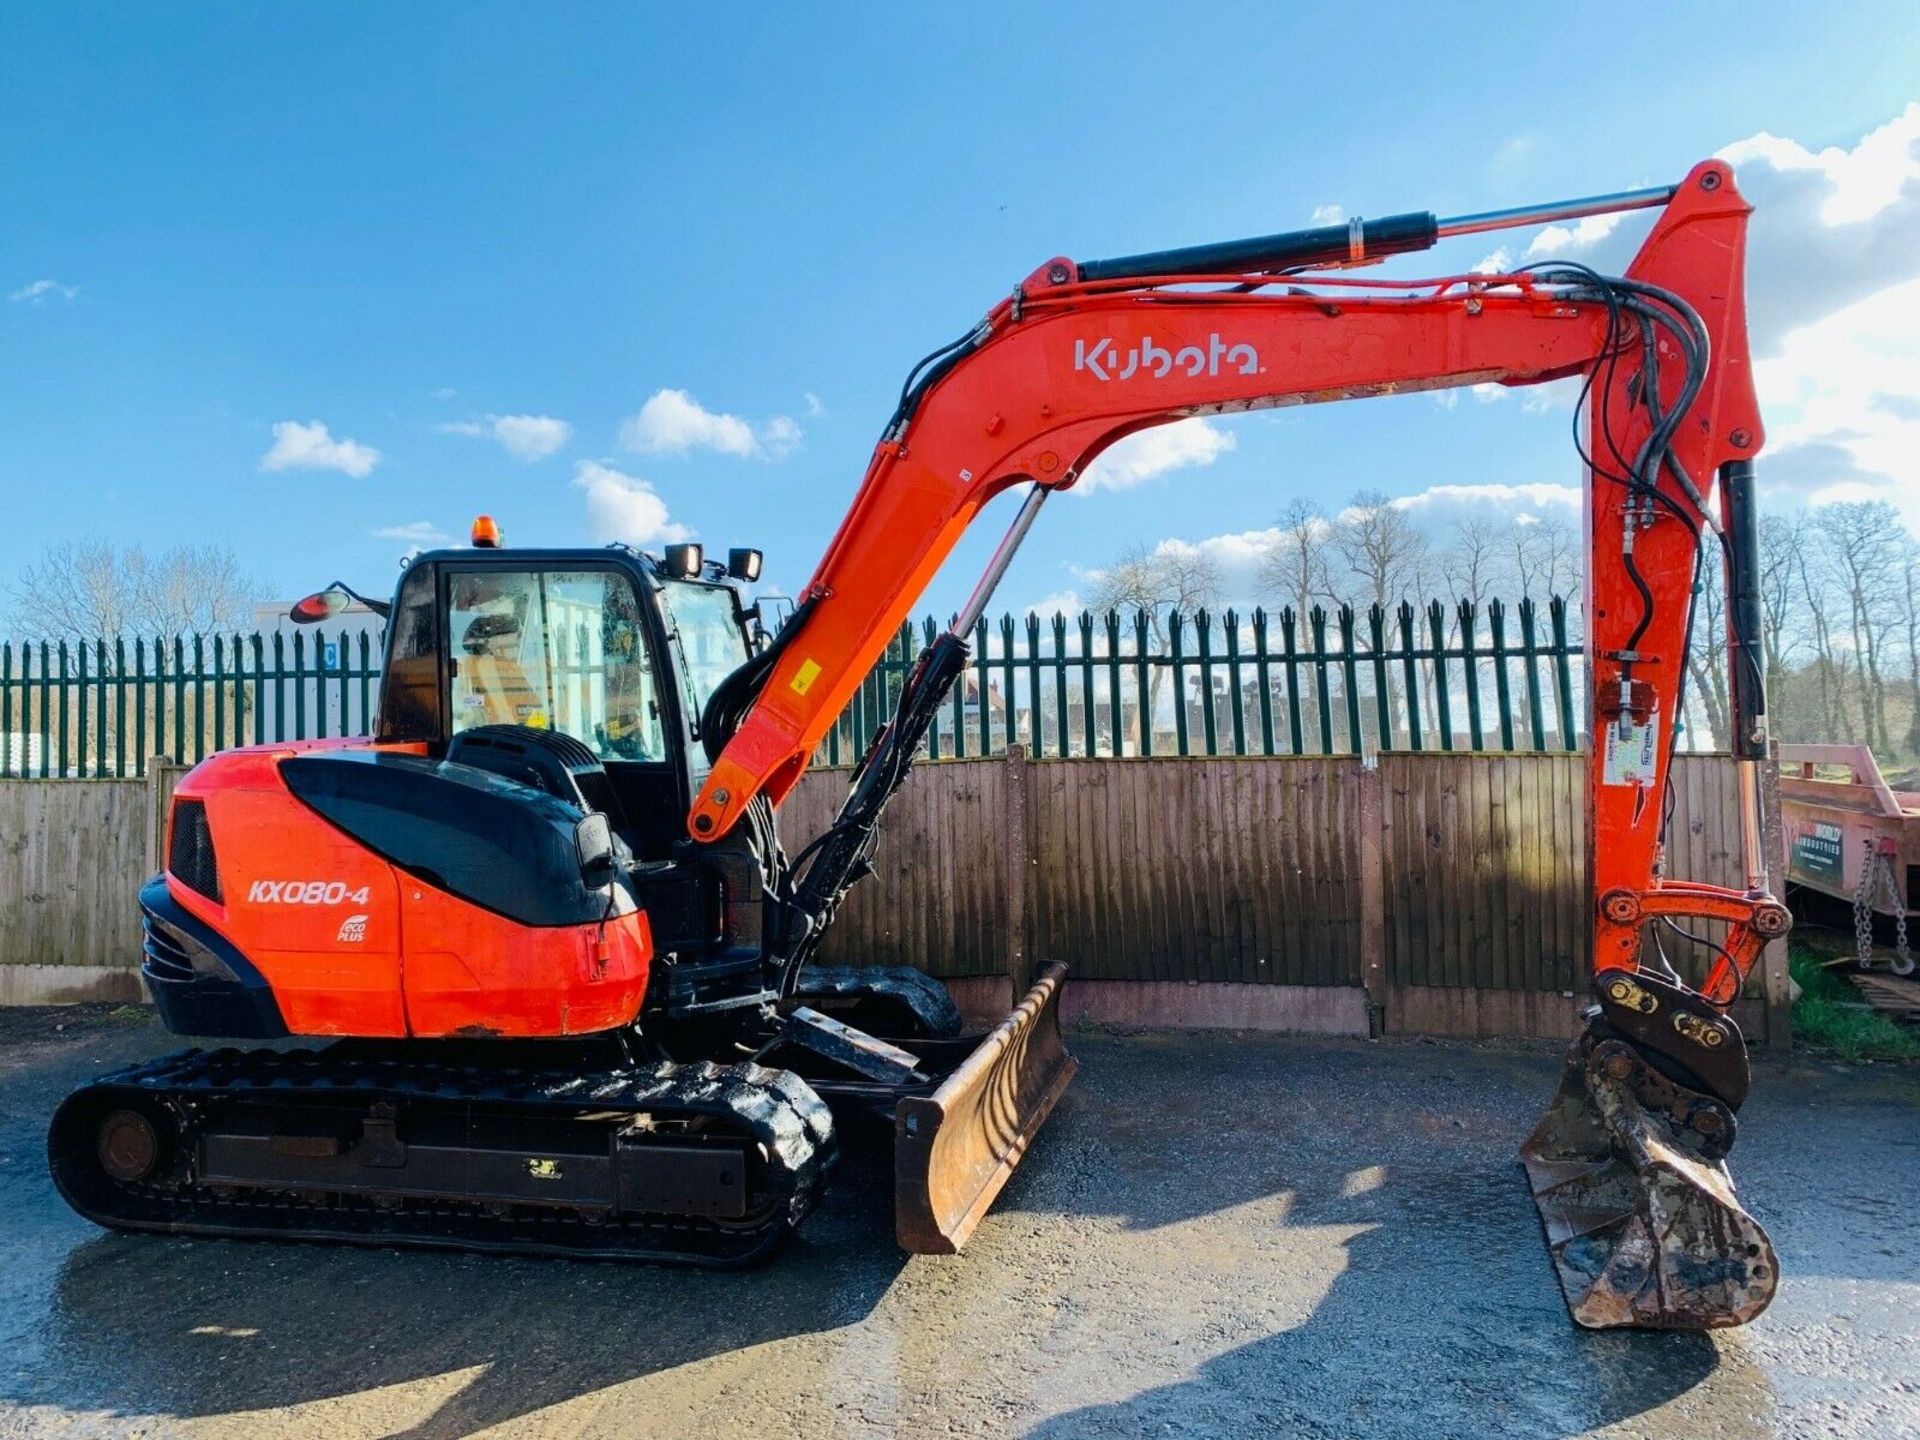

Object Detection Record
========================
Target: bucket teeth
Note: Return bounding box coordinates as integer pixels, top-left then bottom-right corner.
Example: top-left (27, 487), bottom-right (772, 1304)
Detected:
top-left (1522, 1033), bottom-right (1776, 1330)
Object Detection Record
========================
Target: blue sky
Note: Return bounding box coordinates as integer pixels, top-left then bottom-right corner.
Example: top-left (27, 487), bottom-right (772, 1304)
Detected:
top-left (5, 3), bottom-right (1919, 625)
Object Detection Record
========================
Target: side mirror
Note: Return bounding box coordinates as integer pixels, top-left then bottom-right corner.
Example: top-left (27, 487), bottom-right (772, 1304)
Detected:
top-left (751, 594), bottom-right (795, 636)
top-left (574, 813), bottom-right (618, 889)
top-left (290, 587), bottom-right (352, 624)
top-left (289, 580), bottom-right (392, 623)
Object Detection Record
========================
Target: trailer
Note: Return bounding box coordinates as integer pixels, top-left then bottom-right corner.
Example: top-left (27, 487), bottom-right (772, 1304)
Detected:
top-left (1780, 743), bottom-right (1919, 973)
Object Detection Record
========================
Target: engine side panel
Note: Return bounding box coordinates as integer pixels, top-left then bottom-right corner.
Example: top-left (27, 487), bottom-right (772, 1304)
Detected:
top-left (398, 881), bottom-right (650, 1037)
top-left (174, 746), bottom-right (408, 1037)
top-left (163, 740), bottom-right (653, 1039)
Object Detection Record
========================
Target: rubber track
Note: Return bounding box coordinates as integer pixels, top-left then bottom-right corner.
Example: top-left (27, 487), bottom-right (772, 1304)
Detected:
top-left (50, 1046), bottom-right (837, 1267)
top-left (792, 965), bottom-right (963, 1038)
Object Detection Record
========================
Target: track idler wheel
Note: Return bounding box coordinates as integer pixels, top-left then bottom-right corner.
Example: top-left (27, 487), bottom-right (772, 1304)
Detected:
top-left (96, 1109), bottom-right (162, 1183)
top-left (48, 1090), bottom-right (181, 1221)
top-left (1521, 989), bottom-right (1777, 1330)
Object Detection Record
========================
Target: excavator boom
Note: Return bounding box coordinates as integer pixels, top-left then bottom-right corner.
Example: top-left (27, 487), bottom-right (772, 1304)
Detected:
top-left (697, 159), bottom-right (1786, 1327)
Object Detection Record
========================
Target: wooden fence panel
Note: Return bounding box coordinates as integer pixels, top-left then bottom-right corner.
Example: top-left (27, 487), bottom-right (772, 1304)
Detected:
top-left (0, 780), bottom-right (150, 971)
top-left (1380, 752), bottom-right (1584, 994)
top-left (1023, 757), bottom-right (1363, 986)
top-left (781, 760), bottom-right (1014, 979)
top-left (1379, 751), bottom-right (1743, 993)
top-left (781, 754), bottom-right (1363, 986)
top-left (1653, 753), bottom-right (1746, 993)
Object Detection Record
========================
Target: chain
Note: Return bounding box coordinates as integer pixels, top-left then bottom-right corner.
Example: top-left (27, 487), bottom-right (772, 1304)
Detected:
top-left (1854, 845), bottom-right (1915, 977)
top-left (1855, 847), bottom-right (1876, 965)
top-left (1884, 853), bottom-right (1913, 976)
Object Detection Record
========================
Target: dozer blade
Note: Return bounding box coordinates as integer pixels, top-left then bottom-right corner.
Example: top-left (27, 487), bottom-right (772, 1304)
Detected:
top-left (895, 961), bottom-right (1077, 1253)
top-left (1521, 1033), bottom-right (1777, 1330)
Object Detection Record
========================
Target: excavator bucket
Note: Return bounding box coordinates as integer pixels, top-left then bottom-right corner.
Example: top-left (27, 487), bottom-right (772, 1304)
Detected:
top-left (895, 961), bottom-right (1077, 1253)
top-left (1521, 1030), bottom-right (1777, 1329)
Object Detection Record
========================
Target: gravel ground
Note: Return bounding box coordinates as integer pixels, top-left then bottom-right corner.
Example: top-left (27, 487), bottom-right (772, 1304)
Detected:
top-left (1, 1004), bottom-right (1915, 1439)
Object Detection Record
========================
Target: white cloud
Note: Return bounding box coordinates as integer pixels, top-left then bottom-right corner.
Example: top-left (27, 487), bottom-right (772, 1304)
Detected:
top-left (804, 392), bottom-right (826, 418)
top-left (259, 420), bottom-right (380, 478)
top-left (374, 521), bottom-right (454, 547)
top-left (1026, 589), bottom-right (1084, 618)
top-left (1493, 135), bottom-right (1536, 172)
top-left (619, 388), bottom-right (759, 457)
top-left (572, 460), bottom-right (692, 546)
top-left (1153, 526), bottom-right (1284, 574)
top-left (1390, 482), bottom-right (1579, 513)
top-left (1432, 381), bottom-right (1510, 410)
top-left (1310, 203), bottom-right (1346, 225)
top-left (1076, 418), bottom-right (1237, 493)
top-left (1072, 525), bottom-right (1290, 608)
top-left (1708, 104), bottom-right (1920, 533)
top-left (1721, 104), bottom-right (1920, 225)
top-left (1522, 210), bottom-right (1623, 259)
top-left (1754, 274), bottom-right (1920, 528)
top-left (1471, 247), bottom-right (1513, 275)
top-left (7, 278), bottom-right (78, 304)
top-left (760, 414), bottom-right (802, 459)
top-left (436, 413), bottom-right (571, 462)
top-left (432, 387), bottom-right (458, 401)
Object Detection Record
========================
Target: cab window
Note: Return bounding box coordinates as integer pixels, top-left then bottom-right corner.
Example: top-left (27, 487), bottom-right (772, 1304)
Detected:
top-left (377, 564), bottom-right (440, 742)
top-left (656, 579), bottom-right (751, 723)
top-left (447, 569), bottom-right (664, 761)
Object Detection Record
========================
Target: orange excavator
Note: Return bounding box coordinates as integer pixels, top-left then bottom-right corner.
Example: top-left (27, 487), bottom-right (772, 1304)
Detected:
top-left (51, 159), bottom-right (1785, 1328)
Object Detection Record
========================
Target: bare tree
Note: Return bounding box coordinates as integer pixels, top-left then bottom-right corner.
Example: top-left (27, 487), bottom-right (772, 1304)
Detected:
top-left (1327, 491), bottom-right (1429, 743)
top-left (1904, 537), bottom-right (1920, 757)
top-left (1794, 534), bottom-right (1847, 741)
top-left (1438, 514), bottom-right (1508, 608)
top-left (1257, 498), bottom-right (1332, 617)
top-left (12, 541), bottom-right (255, 639)
top-left (1814, 501), bottom-right (1902, 754)
top-left (1088, 541), bottom-right (1222, 748)
top-left (1685, 540), bottom-right (1731, 749)
top-left (1755, 513), bottom-right (1805, 679)
top-left (1329, 489), bottom-right (1428, 608)
top-left (1510, 515), bottom-right (1577, 599)
top-left (1256, 500), bottom-right (1340, 747)
top-left (1087, 541), bottom-right (1222, 635)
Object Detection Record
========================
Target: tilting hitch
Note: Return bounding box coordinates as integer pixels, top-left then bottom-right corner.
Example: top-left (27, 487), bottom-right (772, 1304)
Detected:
top-left (1521, 972), bottom-right (1777, 1329)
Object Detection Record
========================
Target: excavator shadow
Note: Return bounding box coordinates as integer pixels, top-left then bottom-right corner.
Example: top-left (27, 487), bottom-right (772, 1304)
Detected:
top-left (990, 1032), bottom-right (1776, 1440)
top-left (1019, 1204), bottom-right (1750, 1440)
top-left (22, 1136), bottom-right (911, 1439)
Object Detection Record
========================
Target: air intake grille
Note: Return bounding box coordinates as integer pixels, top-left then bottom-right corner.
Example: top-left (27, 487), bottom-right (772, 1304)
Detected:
top-left (142, 916), bottom-right (196, 981)
top-left (168, 799), bottom-right (222, 903)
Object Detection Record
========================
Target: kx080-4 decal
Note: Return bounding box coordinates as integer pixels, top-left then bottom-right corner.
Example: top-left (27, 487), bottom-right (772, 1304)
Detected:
top-left (245, 880), bottom-right (373, 907)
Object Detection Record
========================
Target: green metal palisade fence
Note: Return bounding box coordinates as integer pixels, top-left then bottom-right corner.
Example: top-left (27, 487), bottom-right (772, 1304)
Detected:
top-left (0, 630), bottom-right (384, 778)
top-left (825, 596), bottom-right (1586, 765)
top-left (0, 597), bottom-right (1586, 778)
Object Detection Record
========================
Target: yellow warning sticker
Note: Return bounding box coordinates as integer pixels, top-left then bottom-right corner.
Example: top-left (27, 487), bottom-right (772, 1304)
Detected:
top-left (791, 658), bottom-right (822, 696)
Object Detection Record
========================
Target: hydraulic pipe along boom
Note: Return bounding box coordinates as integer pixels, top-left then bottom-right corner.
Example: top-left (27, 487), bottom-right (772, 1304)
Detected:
top-left (1077, 182), bottom-right (1678, 282)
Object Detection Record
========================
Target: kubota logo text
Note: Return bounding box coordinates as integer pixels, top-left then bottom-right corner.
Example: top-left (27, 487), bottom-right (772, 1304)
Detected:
top-left (1074, 333), bottom-right (1261, 383)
